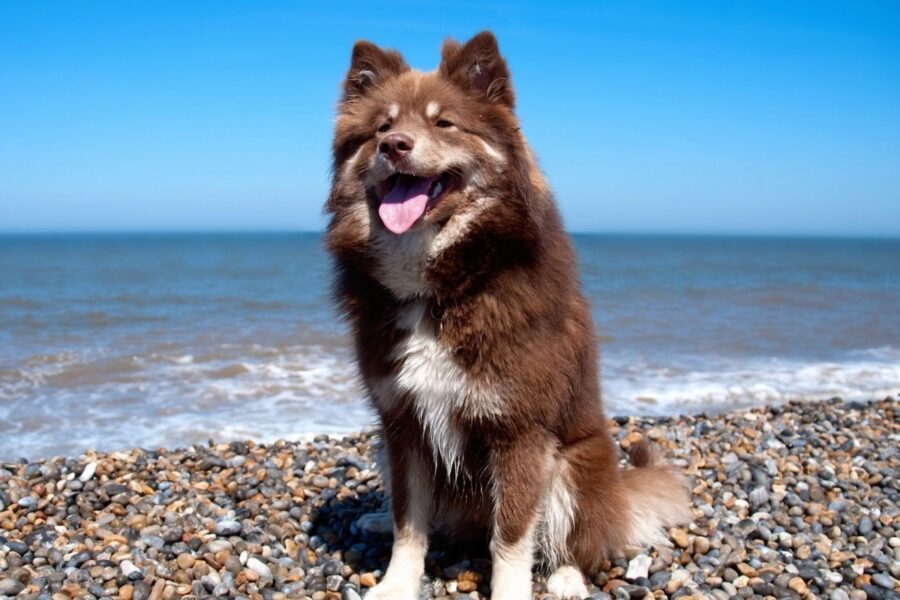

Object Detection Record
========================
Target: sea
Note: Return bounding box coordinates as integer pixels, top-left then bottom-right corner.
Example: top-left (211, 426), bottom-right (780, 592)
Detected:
top-left (1, 233), bottom-right (898, 460)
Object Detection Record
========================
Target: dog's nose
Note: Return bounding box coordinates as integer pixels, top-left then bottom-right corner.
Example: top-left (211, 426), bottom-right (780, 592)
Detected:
top-left (378, 133), bottom-right (414, 162)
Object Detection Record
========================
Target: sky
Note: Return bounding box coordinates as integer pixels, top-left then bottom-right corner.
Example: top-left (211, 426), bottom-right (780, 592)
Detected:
top-left (1, 1), bottom-right (899, 236)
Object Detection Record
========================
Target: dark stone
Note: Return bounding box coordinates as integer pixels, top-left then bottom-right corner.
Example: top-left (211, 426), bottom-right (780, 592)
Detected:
top-left (5, 540), bottom-right (28, 555)
top-left (68, 551), bottom-right (92, 567)
top-left (103, 483), bottom-right (128, 496)
top-left (860, 584), bottom-right (885, 600)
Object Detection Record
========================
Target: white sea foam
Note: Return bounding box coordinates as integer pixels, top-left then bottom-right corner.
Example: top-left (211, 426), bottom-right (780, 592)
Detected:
top-left (0, 342), bottom-right (374, 460)
top-left (603, 348), bottom-right (900, 416)
top-left (2, 343), bottom-right (898, 460)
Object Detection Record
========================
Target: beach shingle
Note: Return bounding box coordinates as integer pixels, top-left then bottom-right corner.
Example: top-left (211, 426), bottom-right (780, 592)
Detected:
top-left (0, 397), bottom-right (897, 599)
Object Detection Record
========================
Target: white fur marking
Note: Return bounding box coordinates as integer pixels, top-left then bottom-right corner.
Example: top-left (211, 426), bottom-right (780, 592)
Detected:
top-left (390, 300), bottom-right (506, 476)
top-left (429, 197), bottom-right (498, 258)
top-left (393, 301), bottom-right (467, 477)
top-left (546, 565), bottom-right (588, 599)
top-left (537, 459), bottom-right (577, 569)
top-left (480, 139), bottom-right (506, 163)
top-left (366, 455), bottom-right (431, 600)
top-left (388, 103), bottom-right (400, 120)
top-left (426, 101), bottom-right (440, 119)
top-left (491, 525), bottom-right (537, 600)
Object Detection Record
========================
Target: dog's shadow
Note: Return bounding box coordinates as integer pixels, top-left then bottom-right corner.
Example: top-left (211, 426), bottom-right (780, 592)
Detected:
top-left (311, 489), bottom-right (491, 580)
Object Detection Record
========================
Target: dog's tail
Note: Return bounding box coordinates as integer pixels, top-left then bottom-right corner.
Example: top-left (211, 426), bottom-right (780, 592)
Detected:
top-left (619, 440), bottom-right (692, 549)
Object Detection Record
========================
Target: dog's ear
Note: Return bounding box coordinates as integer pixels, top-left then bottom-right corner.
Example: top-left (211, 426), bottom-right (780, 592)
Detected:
top-left (439, 31), bottom-right (514, 108)
top-left (342, 41), bottom-right (409, 102)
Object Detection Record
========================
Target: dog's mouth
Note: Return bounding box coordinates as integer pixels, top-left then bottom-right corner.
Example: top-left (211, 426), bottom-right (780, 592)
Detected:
top-left (377, 172), bottom-right (458, 235)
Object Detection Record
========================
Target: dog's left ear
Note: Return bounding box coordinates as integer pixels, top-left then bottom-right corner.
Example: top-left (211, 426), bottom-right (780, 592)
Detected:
top-left (439, 31), bottom-right (514, 108)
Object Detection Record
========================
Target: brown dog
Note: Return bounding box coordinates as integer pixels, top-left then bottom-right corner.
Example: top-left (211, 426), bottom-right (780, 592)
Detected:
top-left (324, 31), bottom-right (690, 600)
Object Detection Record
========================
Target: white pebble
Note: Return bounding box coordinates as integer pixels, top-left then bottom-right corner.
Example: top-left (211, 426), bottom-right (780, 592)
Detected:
top-left (79, 462), bottom-right (97, 482)
top-left (246, 557), bottom-right (271, 579)
top-left (625, 554), bottom-right (651, 580)
top-left (120, 560), bottom-right (140, 577)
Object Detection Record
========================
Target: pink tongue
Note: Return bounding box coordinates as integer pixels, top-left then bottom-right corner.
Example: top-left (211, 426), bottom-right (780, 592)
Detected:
top-left (379, 176), bottom-right (436, 234)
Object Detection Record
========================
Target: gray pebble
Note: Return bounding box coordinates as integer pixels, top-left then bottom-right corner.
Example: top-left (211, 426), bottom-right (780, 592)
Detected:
top-left (342, 588), bottom-right (362, 600)
top-left (648, 570), bottom-right (670, 590)
top-left (5, 540), bottom-right (28, 555)
top-left (214, 519), bottom-right (242, 536)
top-left (17, 496), bottom-right (37, 510)
top-left (859, 516), bottom-right (874, 536)
top-left (0, 578), bottom-right (25, 596)
top-left (871, 573), bottom-right (895, 589)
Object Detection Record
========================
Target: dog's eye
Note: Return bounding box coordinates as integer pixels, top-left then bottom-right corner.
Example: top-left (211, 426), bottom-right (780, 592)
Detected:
top-left (435, 119), bottom-right (454, 129)
top-left (377, 122), bottom-right (391, 133)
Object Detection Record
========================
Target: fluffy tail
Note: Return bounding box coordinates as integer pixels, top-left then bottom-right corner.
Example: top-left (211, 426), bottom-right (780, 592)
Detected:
top-left (620, 440), bottom-right (692, 548)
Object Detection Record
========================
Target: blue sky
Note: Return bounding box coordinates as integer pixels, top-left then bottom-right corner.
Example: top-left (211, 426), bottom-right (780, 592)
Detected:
top-left (1, 1), bottom-right (898, 235)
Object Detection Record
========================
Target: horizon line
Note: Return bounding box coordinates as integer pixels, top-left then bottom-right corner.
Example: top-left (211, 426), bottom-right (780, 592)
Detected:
top-left (1, 229), bottom-right (898, 241)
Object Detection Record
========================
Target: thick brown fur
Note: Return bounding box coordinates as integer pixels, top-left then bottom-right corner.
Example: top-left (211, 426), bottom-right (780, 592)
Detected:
top-left (324, 31), bottom-right (690, 600)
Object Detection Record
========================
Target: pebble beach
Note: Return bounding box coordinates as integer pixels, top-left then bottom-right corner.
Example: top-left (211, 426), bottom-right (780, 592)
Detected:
top-left (1, 397), bottom-right (898, 600)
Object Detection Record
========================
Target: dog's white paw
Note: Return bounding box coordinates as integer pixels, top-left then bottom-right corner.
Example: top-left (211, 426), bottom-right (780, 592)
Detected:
top-left (356, 511), bottom-right (393, 534)
top-left (363, 581), bottom-right (418, 600)
top-left (546, 565), bottom-right (589, 599)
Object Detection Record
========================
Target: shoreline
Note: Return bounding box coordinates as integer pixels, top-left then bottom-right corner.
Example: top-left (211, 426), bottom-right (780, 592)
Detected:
top-left (0, 397), bottom-right (897, 599)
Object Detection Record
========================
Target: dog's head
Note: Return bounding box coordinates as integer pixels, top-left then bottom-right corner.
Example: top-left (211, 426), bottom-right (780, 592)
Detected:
top-left (326, 32), bottom-right (554, 298)
top-left (329, 31), bottom-right (547, 228)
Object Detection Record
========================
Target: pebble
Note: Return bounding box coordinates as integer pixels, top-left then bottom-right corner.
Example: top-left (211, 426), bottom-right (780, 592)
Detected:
top-left (342, 588), bottom-right (362, 600)
top-left (669, 528), bottom-right (690, 549)
top-left (175, 553), bottom-right (195, 569)
top-left (788, 576), bottom-right (809, 595)
top-left (625, 554), bottom-right (651, 580)
top-left (78, 461), bottom-right (97, 481)
top-left (16, 496), bottom-right (37, 510)
top-left (666, 569), bottom-right (692, 594)
top-left (214, 519), bottom-right (242, 536)
top-left (120, 559), bottom-right (144, 581)
top-left (858, 516), bottom-right (874, 536)
top-left (0, 396), bottom-right (895, 599)
top-left (245, 556), bottom-right (272, 579)
top-left (0, 578), bottom-right (25, 596)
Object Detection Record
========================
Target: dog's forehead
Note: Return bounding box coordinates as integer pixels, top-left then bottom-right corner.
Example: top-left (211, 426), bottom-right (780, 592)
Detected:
top-left (375, 70), bottom-right (459, 113)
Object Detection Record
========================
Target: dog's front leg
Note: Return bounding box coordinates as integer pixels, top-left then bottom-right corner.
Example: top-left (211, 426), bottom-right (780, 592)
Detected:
top-left (489, 436), bottom-right (551, 600)
top-left (366, 441), bottom-right (432, 600)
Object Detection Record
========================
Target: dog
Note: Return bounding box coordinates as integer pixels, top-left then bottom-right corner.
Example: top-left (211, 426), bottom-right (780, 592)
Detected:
top-left (324, 31), bottom-right (691, 600)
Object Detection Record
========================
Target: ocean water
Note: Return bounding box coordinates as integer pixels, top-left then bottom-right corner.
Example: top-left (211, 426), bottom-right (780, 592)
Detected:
top-left (1, 233), bottom-right (898, 460)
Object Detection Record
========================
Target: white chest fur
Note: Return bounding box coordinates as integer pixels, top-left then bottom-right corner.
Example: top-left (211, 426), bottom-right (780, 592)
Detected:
top-left (372, 301), bottom-right (506, 478)
top-left (390, 301), bottom-right (468, 477)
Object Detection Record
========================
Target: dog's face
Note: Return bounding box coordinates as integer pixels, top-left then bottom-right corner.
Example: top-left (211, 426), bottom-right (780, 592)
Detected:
top-left (328, 32), bottom-right (531, 237)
